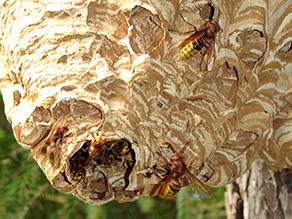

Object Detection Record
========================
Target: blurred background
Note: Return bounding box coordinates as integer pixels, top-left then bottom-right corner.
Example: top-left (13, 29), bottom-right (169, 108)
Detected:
top-left (0, 94), bottom-right (226, 219)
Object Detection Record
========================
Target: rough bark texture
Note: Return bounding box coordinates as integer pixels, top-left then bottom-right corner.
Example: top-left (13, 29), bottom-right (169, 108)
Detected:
top-left (225, 160), bottom-right (292, 219)
top-left (0, 0), bottom-right (291, 205)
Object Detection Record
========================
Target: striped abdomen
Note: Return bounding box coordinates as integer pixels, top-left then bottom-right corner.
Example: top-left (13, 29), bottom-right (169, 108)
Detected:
top-left (180, 37), bottom-right (205, 59)
top-left (159, 178), bottom-right (182, 198)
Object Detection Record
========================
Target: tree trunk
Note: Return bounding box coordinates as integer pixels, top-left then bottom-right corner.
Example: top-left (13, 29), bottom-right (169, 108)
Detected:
top-left (0, 0), bottom-right (291, 207)
top-left (225, 160), bottom-right (292, 219)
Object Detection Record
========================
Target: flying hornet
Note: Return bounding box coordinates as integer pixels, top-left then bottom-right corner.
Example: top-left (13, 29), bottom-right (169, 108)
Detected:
top-left (28, 117), bottom-right (69, 170)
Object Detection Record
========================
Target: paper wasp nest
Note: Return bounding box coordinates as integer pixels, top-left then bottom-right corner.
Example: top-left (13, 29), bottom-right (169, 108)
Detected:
top-left (0, 0), bottom-right (291, 204)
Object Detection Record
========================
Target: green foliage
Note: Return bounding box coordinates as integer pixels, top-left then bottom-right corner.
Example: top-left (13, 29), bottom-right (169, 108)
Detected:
top-left (176, 186), bottom-right (226, 219)
top-left (0, 94), bottom-right (226, 219)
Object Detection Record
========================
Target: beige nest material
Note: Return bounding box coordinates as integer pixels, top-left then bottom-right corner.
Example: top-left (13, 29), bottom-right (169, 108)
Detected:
top-left (0, 0), bottom-right (291, 204)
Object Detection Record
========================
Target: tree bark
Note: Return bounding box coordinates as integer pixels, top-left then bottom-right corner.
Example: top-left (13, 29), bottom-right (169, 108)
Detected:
top-left (225, 160), bottom-right (292, 219)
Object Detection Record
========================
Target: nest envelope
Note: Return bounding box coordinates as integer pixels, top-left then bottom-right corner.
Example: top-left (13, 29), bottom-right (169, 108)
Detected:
top-left (0, 0), bottom-right (291, 204)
